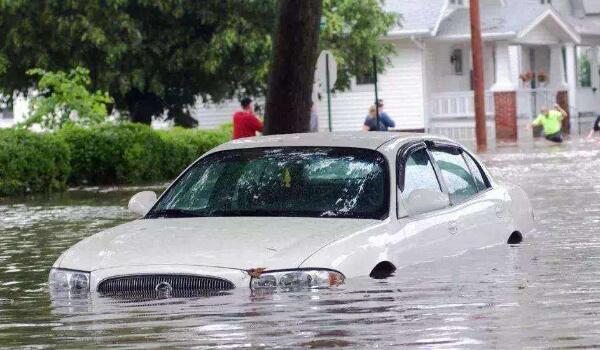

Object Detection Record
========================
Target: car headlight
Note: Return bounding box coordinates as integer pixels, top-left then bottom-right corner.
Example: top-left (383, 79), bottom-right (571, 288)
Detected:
top-left (48, 268), bottom-right (90, 292)
top-left (250, 269), bottom-right (345, 290)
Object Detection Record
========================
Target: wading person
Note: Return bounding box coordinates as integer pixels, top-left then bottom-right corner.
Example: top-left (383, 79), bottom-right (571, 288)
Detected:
top-left (363, 100), bottom-right (395, 131)
top-left (529, 104), bottom-right (567, 143)
top-left (232, 97), bottom-right (263, 139)
top-left (587, 114), bottom-right (600, 138)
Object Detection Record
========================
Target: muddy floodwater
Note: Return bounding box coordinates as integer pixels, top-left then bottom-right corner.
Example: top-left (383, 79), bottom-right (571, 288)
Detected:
top-left (1, 138), bottom-right (600, 349)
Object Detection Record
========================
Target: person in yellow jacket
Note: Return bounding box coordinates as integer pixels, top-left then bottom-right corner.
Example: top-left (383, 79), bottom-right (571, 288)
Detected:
top-left (529, 104), bottom-right (568, 143)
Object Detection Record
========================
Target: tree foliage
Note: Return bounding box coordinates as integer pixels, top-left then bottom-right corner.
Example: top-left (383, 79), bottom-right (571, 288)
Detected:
top-left (321, 0), bottom-right (397, 90)
top-left (24, 67), bottom-right (113, 130)
top-left (0, 0), bottom-right (395, 126)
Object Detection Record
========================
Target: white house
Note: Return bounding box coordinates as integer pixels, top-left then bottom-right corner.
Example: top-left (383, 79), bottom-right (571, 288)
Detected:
top-left (188, 0), bottom-right (600, 141)
top-left (3, 0), bottom-right (600, 141)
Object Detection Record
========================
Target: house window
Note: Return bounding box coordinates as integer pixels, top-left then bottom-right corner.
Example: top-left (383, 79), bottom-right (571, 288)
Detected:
top-left (540, 0), bottom-right (551, 4)
top-left (356, 72), bottom-right (375, 85)
top-left (577, 46), bottom-right (593, 88)
top-left (449, 0), bottom-right (464, 5)
top-left (451, 48), bottom-right (464, 75)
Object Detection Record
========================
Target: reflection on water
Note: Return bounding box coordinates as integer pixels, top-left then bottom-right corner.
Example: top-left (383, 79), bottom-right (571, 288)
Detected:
top-left (1, 139), bottom-right (600, 348)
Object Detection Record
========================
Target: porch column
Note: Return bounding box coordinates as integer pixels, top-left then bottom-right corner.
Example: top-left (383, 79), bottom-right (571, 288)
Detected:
top-left (491, 41), bottom-right (518, 142)
top-left (565, 43), bottom-right (577, 134)
top-left (548, 44), bottom-right (568, 90)
top-left (591, 47), bottom-right (600, 89)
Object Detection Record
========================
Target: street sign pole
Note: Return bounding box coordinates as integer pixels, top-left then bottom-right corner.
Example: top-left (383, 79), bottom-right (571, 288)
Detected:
top-left (316, 50), bottom-right (337, 132)
top-left (373, 55), bottom-right (380, 130)
top-left (326, 53), bottom-right (333, 132)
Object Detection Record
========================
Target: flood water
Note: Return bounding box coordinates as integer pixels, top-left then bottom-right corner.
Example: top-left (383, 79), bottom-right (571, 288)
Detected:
top-left (1, 138), bottom-right (600, 349)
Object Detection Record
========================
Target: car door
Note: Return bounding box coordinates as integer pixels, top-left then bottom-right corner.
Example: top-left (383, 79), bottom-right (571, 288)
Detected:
top-left (392, 143), bottom-right (462, 266)
top-left (429, 144), bottom-right (505, 250)
top-left (462, 150), bottom-right (511, 245)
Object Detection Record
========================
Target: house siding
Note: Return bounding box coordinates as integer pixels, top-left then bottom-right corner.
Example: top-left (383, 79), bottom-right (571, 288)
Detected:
top-left (189, 40), bottom-right (426, 132)
top-left (316, 40), bottom-right (425, 131)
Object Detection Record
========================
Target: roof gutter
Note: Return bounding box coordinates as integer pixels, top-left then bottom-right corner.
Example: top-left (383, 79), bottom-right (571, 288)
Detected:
top-left (384, 29), bottom-right (432, 40)
top-left (436, 32), bottom-right (517, 42)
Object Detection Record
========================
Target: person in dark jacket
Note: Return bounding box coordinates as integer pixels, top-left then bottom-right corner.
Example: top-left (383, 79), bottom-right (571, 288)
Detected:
top-left (588, 115), bottom-right (600, 138)
top-left (363, 100), bottom-right (395, 131)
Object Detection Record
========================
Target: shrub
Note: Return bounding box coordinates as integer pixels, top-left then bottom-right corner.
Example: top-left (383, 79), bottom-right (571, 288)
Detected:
top-left (0, 129), bottom-right (70, 196)
top-left (157, 127), bottom-right (231, 178)
top-left (59, 123), bottom-right (231, 185)
top-left (0, 123), bottom-right (231, 195)
top-left (58, 123), bottom-right (168, 185)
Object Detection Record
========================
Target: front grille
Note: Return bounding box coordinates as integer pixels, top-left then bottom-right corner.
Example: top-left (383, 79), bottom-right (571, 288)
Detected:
top-left (97, 274), bottom-right (235, 295)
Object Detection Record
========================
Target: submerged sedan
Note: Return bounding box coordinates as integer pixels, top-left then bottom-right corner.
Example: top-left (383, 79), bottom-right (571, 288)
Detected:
top-left (49, 132), bottom-right (534, 296)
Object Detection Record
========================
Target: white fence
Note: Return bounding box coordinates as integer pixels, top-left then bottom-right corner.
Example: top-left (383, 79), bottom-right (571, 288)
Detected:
top-left (431, 91), bottom-right (495, 120)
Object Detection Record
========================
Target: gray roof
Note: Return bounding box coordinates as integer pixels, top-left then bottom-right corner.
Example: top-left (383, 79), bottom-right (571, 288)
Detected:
top-left (384, 0), bottom-right (445, 34)
top-left (436, 0), bottom-right (549, 37)
top-left (386, 0), bottom-right (600, 39)
top-left (566, 16), bottom-right (600, 36)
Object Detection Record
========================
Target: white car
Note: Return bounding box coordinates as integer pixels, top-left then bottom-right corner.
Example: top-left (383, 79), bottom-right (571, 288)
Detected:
top-left (49, 132), bottom-right (534, 296)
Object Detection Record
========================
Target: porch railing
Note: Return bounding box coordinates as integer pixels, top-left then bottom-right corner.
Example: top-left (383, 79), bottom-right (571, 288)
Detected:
top-left (431, 91), bottom-right (495, 120)
top-left (516, 88), bottom-right (560, 120)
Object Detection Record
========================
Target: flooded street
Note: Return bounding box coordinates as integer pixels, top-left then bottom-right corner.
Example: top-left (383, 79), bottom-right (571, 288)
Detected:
top-left (1, 138), bottom-right (600, 349)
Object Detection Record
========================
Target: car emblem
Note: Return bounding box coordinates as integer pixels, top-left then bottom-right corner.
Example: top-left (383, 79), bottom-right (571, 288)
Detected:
top-left (155, 281), bottom-right (173, 293)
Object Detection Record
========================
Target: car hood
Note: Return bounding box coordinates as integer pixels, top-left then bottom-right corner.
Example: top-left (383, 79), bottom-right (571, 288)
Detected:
top-left (57, 217), bottom-right (382, 272)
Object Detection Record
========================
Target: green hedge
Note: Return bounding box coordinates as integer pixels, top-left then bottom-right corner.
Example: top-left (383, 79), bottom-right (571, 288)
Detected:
top-left (156, 124), bottom-right (232, 178)
top-left (0, 123), bottom-right (231, 196)
top-left (0, 129), bottom-right (71, 196)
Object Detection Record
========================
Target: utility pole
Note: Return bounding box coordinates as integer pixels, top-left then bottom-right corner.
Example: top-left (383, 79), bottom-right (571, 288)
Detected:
top-left (470, 0), bottom-right (487, 152)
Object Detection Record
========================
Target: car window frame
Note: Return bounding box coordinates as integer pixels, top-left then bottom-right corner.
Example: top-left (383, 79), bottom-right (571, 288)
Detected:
top-left (461, 150), bottom-right (492, 192)
top-left (396, 140), bottom-right (446, 218)
top-left (426, 141), bottom-right (487, 206)
top-left (147, 146), bottom-right (392, 221)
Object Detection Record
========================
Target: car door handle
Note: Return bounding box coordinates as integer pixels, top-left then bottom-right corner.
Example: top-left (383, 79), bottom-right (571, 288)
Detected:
top-left (448, 220), bottom-right (459, 235)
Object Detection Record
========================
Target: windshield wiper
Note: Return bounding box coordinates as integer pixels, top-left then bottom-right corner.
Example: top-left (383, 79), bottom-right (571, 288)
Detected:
top-left (146, 208), bottom-right (203, 219)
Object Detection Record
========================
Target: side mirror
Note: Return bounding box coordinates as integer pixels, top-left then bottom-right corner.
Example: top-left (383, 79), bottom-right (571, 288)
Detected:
top-left (128, 191), bottom-right (157, 217)
top-left (405, 189), bottom-right (450, 216)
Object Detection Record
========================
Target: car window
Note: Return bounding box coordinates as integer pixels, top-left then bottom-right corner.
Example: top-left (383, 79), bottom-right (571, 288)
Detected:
top-left (463, 153), bottom-right (489, 191)
top-left (401, 148), bottom-right (442, 200)
top-left (430, 148), bottom-right (478, 204)
top-left (149, 147), bottom-right (389, 220)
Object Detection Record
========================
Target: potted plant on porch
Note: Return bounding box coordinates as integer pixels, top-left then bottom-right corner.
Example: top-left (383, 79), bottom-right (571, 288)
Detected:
top-left (537, 70), bottom-right (548, 88)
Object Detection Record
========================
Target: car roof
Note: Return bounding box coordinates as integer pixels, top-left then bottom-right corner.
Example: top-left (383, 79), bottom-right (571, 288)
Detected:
top-left (213, 132), bottom-right (425, 152)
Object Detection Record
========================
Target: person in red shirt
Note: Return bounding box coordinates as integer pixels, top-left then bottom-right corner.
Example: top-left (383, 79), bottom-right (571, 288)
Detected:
top-left (232, 97), bottom-right (263, 139)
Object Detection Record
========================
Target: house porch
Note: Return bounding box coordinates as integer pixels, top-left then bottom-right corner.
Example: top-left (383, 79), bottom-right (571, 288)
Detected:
top-left (426, 9), bottom-right (600, 142)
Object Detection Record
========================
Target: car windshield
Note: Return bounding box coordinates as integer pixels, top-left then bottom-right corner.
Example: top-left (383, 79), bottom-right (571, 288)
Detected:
top-left (148, 147), bottom-right (389, 220)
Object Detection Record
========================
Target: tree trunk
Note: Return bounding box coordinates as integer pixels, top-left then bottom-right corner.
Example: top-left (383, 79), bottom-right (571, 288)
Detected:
top-left (264, 0), bottom-right (322, 135)
top-left (126, 92), bottom-right (163, 125)
top-left (169, 107), bottom-right (199, 128)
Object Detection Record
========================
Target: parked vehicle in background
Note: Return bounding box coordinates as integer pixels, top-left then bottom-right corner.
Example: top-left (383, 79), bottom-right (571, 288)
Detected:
top-left (49, 132), bottom-right (534, 297)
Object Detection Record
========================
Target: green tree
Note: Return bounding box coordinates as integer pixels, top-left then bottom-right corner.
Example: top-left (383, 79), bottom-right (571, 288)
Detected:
top-left (321, 0), bottom-right (396, 90)
top-left (24, 67), bottom-right (113, 130)
top-left (0, 0), bottom-right (394, 127)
